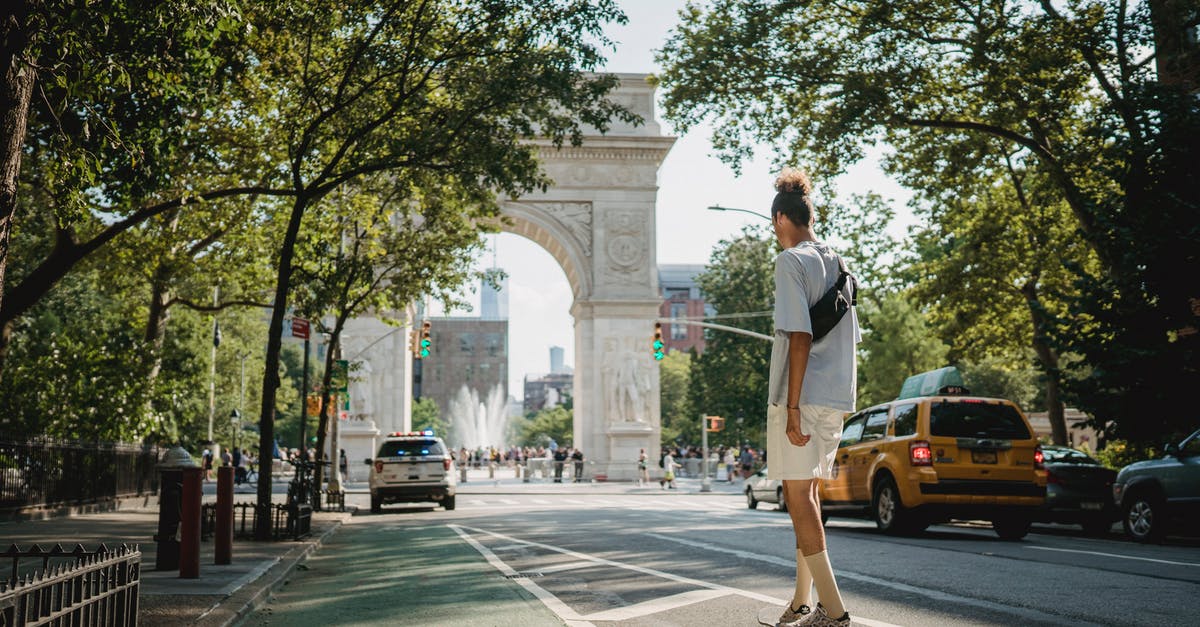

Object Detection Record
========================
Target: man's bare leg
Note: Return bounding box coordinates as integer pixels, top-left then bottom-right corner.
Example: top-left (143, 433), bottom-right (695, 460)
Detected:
top-left (783, 479), bottom-right (846, 619)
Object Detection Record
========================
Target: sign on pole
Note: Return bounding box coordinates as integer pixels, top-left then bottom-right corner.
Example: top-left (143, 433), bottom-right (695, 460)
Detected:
top-left (291, 317), bottom-right (310, 340)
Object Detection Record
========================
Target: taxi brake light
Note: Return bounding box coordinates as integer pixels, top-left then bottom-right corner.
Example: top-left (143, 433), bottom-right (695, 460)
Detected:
top-left (443, 458), bottom-right (452, 471)
top-left (374, 460), bottom-right (384, 473)
top-left (1034, 446), bottom-right (1045, 470)
top-left (910, 440), bottom-right (933, 466)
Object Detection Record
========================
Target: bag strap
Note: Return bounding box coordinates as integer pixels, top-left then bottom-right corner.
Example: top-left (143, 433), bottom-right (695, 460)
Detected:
top-left (835, 255), bottom-right (858, 306)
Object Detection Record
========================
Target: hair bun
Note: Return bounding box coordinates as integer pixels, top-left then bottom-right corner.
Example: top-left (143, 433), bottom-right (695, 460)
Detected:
top-left (774, 168), bottom-right (812, 194)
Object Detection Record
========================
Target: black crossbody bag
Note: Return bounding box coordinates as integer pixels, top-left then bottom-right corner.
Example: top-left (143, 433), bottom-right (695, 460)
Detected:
top-left (809, 255), bottom-right (857, 342)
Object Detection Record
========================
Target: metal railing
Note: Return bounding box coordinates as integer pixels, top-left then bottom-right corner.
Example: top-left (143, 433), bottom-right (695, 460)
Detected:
top-left (0, 435), bottom-right (158, 512)
top-left (201, 501), bottom-right (312, 541)
top-left (0, 543), bottom-right (140, 626)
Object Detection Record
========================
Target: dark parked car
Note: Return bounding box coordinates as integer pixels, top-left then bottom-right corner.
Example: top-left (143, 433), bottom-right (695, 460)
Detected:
top-left (1037, 445), bottom-right (1118, 535)
top-left (1113, 428), bottom-right (1200, 542)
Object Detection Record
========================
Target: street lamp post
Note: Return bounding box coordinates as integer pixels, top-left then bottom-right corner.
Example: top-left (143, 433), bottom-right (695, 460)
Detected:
top-left (707, 205), bottom-right (772, 221)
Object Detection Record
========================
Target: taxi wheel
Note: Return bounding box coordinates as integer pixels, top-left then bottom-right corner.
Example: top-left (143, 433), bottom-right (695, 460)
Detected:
top-left (872, 476), bottom-right (913, 535)
top-left (1123, 492), bottom-right (1165, 543)
top-left (443, 495), bottom-right (456, 511)
top-left (746, 488), bottom-right (759, 509)
top-left (370, 494), bottom-right (381, 514)
top-left (776, 488), bottom-right (788, 512)
top-left (992, 516), bottom-right (1032, 540)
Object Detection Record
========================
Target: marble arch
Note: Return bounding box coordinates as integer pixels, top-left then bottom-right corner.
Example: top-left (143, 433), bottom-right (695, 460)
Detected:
top-left (340, 74), bottom-right (675, 481)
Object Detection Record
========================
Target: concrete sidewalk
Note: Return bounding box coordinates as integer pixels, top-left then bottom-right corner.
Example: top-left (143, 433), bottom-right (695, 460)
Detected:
top-left (0, 499), bottom-right (351, 626)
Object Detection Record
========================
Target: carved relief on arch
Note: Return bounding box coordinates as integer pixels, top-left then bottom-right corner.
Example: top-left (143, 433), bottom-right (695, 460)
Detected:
top-left (603, 211), bottom-right (647, 284)
top-left (504, 201), bottom-right (593, 259)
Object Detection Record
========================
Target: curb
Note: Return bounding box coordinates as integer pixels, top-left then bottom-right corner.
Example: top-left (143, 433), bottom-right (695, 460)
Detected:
top-left (194, 510), bottom-right (354, 627)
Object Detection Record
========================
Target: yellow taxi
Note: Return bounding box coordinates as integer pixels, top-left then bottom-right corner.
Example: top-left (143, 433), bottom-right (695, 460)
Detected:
top-left (819, 368), bottom-right (1047, 539)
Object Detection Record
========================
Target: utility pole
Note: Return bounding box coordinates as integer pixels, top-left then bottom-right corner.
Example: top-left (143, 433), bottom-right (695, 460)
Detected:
top-left (700, 413), bottom-right (711, 493)
top-left (208, 286), bottom-right (220, 464)
top-left (299, 329), bottom-right (310, 458)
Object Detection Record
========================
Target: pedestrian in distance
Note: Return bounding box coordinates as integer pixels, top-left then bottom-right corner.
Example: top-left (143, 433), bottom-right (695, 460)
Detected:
top-left (232, 447), bottom-right (244, 484)
top-left (553, 447), bottom-right (568, 483)
top-left (761, 168), bottom-right (860, 627)
top-left (201, 448), bottom-right (213, 482)
top-left (661, 450), bottom-right (678, 489)
top-left (339, 448), bottom-right (349, 481)
top-left (638, 448), bottom-right (650, 486)
top-left (723, 447), bottom-right (737, 483)
top-left (571, 448), bottom-right (584, 482)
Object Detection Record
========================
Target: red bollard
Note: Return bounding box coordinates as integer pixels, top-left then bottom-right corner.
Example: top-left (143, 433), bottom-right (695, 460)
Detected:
top-left (215, 466), bottom-right (233, 565)
top-left (179, 467), bottom-right (202, 579)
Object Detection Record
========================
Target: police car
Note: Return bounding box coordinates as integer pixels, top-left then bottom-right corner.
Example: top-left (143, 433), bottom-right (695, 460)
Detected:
top-left (367, 431), bottom-right (456, 513)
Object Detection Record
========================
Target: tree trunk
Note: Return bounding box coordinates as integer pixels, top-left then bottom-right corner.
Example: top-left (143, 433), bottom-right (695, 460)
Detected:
top-left (314, 319), bottom-right (348, 509)
top-left (0, 318), bottom-right (12, 385)
top-left (255, 195), bottom-right (309, 540)
top-left (1022, 280), bottom-right (1068, 445)
top-left (140, 263), bottom-right (173, 417)
top-left (0, 3), bottom-right (35, 329)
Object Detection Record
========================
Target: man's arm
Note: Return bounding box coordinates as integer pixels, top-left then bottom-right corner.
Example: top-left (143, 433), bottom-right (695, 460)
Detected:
top-left (786, 331), bottom-right (813, 446)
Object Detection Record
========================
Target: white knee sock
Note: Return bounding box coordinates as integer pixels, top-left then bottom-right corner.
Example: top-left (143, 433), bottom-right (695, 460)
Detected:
top-left (803, 550), bottom-right (846, 618)
top-left (793, 549), bottom-right (813, 609)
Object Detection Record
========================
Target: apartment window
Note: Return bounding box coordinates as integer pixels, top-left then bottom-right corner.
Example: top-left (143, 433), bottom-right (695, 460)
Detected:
top-left (670, 302), bottom-right (688, 340)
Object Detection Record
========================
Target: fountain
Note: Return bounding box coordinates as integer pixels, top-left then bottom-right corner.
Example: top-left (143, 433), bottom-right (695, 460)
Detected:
top-left (445, 383), bottom-right (509, 449)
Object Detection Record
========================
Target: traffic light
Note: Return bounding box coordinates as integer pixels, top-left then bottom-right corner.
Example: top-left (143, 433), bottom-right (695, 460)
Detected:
top-left (706, 416), bottom-right (725, 432)
top-left (652, 322), bottom-right (665, 361)
top-left (417, 320), bottom-right (432, 359)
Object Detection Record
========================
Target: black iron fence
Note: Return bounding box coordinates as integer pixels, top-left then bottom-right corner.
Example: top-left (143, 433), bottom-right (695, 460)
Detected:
top-left (0, 435), bottom-right (159, 512)
top-left (0, 543), bottom-right (140, 626)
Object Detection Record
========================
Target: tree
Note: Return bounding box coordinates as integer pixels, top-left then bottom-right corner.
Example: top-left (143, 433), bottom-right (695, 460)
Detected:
top-left (514, 406), bottom-right (573, 449)
top-left (290, 172), bottom-right (496, 493)
top-left (856, 292), bottom-right (948, 407)
top-left (231, 1), bottom-right (635, 537)
top-left (691, 227), bottom-right (776, 450)
top-left (658, 349), bottom-right (693, 447)
top-left (656, 1), bottom-right (1198, 444)
top-left (1, 2), bottom-right (252, 361)
top-left (411, 398), bottom-right (445, 436)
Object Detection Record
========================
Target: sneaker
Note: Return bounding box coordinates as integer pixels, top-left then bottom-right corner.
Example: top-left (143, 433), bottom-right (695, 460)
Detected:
top-left (773, 603), bottom-right (811, 626)
top-left (786, 605), bottom-right (850, 627)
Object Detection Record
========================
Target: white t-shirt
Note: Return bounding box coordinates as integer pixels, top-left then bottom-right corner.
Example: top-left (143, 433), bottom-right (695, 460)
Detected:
top-left (768, 241), bottom-right (861, 411)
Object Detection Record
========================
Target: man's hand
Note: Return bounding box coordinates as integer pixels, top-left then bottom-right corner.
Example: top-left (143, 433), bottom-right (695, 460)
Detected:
top-left (785, 407), bottom-right (811, 446)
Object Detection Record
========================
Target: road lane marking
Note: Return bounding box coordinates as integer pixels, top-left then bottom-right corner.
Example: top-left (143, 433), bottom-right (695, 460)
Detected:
top-left (1026, 545), bottom-right (1200, 567)
top-left (539, 560), bottom-right (603, 574)
top-left (498, 498), bottom-right (519, 505)
top-left (448, 524), bottom-right (594, 627)
top-left (581, 589), bottom-right (729, 621)
top-left (450, 524), bottom-right (894, 624)
top-left (647, 533), bottom-right (1068, 627)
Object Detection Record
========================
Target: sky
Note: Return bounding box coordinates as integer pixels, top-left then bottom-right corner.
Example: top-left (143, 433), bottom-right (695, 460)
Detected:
top-left (430, 1), bottom-right (914, 399)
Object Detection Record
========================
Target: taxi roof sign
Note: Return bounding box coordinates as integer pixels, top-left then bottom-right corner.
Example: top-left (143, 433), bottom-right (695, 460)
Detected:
top-left (897, 367), bottom-right (967, 400)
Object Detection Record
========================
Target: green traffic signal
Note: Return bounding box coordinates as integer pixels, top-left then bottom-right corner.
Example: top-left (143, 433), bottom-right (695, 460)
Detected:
top-left (653, 340), bottom-right (664, 350)
top-left (420, 348), bottom-right (430, 358)
top-left (654, 351), bottom-right (665, 361)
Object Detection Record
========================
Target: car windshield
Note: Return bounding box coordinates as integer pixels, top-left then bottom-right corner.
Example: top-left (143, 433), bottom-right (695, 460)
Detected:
top-left (378, 440), bottom-right (444, 458)
top-left (930, 401), bottom-right (1031, 440)
top-left (1042, 447), bottom-right (1099, 464)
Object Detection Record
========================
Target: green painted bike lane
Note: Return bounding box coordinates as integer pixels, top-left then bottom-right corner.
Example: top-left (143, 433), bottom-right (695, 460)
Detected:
top-left (240, 519), bottom-right (564, 626)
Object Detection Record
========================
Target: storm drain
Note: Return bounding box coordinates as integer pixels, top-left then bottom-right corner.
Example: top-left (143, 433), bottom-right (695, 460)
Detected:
top-left (505, 572), bottom-right (545, 579)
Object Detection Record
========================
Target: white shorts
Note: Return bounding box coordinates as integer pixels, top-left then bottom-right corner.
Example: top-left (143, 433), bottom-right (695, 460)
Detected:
top-left (766, 404), bottom-right (846, 480)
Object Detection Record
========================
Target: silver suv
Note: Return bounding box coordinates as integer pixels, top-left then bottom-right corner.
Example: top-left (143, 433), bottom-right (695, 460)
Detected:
top-left (367, 432), bottom-right (456, 513)
top-left (1113, 427), bottom-right (1200, 542)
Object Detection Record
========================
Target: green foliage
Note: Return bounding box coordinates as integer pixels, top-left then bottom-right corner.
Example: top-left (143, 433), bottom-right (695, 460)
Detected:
top-left (656, 1), bottom-right (1200, 445)
top-left (658, 350), bottom-right (693, 446)
top-left (411, 398), bottom-right (446, 436)
top-left (856, 292), bottom-right (948, 407)
top-left (690, 227), bottom-right (775, 449)
top-left (959, 353), bottom-right (1041, 412)
top-left (513, 406), bottom-right (573, 449)
top-left (1092, 440), bottom-right (1157, 472)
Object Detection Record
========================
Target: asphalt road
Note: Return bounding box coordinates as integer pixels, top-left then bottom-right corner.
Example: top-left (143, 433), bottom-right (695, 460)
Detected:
top-left (241, 489), bottom-right (1200, 626)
